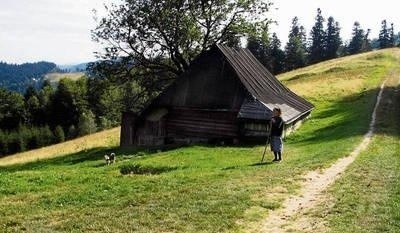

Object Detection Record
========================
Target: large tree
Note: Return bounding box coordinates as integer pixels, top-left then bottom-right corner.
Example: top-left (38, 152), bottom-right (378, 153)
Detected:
top-left (308, 8), bottom-right (325, 64)
top-left (378, 20), bottom-right (392, 49)
top-left (268, 32), bottom-right (285, 74)
top-left (247, 26), bottom-right (271, 70)
top-left (284, 17), bottom-right (308, 71)
top-left (347, 21), bottom-right (369, 55)
top-left (324, 16), bottom-right (342, 60)
top-left (92, 0), bottom-right (272, 88)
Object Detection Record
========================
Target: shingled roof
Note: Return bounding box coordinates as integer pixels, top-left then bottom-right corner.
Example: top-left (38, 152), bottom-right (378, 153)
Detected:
top-left (217, 44), bottom-right (314, 124)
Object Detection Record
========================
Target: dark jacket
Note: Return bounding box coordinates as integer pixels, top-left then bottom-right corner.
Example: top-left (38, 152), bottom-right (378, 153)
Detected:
top-left (270, 116), bottom-right (284, 137)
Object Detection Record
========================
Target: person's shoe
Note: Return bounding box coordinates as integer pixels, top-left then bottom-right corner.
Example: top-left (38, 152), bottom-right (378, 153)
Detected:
top-left (272, 158), bottom-right (279, 162)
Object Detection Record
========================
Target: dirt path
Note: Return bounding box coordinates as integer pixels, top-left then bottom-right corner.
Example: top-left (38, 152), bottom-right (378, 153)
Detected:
top-left (262, 80), bottom-right (387, 233)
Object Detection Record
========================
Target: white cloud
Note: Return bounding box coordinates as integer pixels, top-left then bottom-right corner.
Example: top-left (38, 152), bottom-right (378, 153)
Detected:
top-left (0, 0), bottom-right (116, 64)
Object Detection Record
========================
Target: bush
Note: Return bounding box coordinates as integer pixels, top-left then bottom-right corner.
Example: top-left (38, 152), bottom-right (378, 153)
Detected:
top-left (7, 131), bottom-right (26, 154)
top-left (37, 125), bottom-right (55, 147)
top-left (67, 125), bottom-right (77, 139)
top-left (0, 130), bottom-right (8, 156)
top-left (54, 125), bottom-right (65, 143)
top-left (78, 111), bottom-right (97, 136)
top-left (119, 164), bottom-right (177, 175)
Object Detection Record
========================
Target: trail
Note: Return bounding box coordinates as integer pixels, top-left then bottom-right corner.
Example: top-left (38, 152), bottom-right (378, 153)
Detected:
top-left (262, 80), bottom-right (387, 233)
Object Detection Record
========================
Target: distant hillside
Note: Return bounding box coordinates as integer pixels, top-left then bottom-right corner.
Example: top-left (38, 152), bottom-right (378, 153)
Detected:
top-left (44, 72), bottom-right (85, 86)
top-left (0, 61), bottom-right (57, 93)
top-left (58, 63), bottom-right (88, 72)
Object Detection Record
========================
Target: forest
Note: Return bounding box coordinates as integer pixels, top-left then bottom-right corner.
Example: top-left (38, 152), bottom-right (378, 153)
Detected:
top-left (0, 61), bottom-right (57, 92)
top-left (0, 76), bottom-right (139, 155)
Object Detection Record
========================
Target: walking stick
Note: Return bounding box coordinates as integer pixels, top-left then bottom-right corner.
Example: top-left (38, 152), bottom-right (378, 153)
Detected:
top-left (260, 135), bottom-right (270, 163)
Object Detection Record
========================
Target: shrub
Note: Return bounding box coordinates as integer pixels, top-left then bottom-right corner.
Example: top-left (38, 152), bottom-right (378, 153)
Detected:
top-left (54, 125), bottom-right (65, 143)
top-left (78, 111), bottom-right (97, 136)
top-left (0, 130), bottom-right (8, 156)
top-left (67, 125), bottom-right (77, 139)
top-left (119, 164), bottom-right (177, 175)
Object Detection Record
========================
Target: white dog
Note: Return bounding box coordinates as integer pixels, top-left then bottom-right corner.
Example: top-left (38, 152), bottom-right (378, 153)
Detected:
top-left (104, 152), bottom-right (116, 165)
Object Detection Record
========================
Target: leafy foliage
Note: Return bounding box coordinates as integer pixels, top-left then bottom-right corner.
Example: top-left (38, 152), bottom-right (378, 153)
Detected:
top-left (91, 0), bottom-right (272, 111)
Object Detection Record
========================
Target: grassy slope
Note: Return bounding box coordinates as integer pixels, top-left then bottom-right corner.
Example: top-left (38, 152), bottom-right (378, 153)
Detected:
top-left (0, 127), bottom-right (120, 166)
top-left (0, 49), bottom-right (399, 232)
top-left (311, 56), bottom-right (400, 233)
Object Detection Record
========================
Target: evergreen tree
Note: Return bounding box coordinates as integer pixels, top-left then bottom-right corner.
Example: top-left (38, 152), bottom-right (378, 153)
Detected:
top-left (348, 22), bottom-right (366, 55)
top-left (77, 111), bottom-right (97, 136)
top-left (247, 36), bottom-right (269, 68)
top-left (390, 23), bottom-right (395, 47)
top-left (24, 86), bottom-right (37, 101)
top-left (37, 125), bottom-right (55, 147)
top-left (0, 87), bottom-right (26, 130)
top-left (324, 16), bottom-right (342, 60)
top-left (67, 125), bottom-right (77, 139)
top-left (25, 95), bottom-right (41, 125)
top-left (247, 26), bottom-right (273, 71)
top-left (379, 20), bottom-right (392, 49)
top-left (284, 17), bottom-right (308, 71)
top-left (0, 130), bottom-right (7, 156)
top-left (362, 29), bottom-right (372, 52)
top-left (54, 125), bottom-right (65, 143)
top-left (37, 81), bottom-right (54, 126)
top-left (51, 78), bottom-right (88, 129)
top-left (309, 8), bottom-right (325, 64)
top-left (269, 33), bottom-right (285, 74)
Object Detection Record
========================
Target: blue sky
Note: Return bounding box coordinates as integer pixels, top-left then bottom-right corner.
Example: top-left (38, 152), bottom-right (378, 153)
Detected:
top-left (0, 0), bottom-right (398, 65)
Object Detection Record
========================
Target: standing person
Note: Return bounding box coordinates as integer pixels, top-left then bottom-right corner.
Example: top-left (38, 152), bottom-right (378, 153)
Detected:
top-left (270, 108), bottom-right (284, 161)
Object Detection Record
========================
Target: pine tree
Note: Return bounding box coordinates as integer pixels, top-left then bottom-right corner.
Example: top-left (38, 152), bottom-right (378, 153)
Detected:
top-left (362, 29), bottom-right (372, 52)
top-left (67, 125), bottom-right (77, 139)
top-left (324, 16), bottom-right (342, 60)
top-left (309, 8), bottom-right (325, 64)
top-left (54, 125), bottom-right (65, 143)
top-left (348, 22), bottom-right (366, 55)
top-left (379, 20), bottom-right (391, 49)
top-left (247, 36), bottom-right (268, 66)
top-left (284, 17), bottom-right (308, 71)
top-left (77, 111), bottom-right (97, 136)
top-left (390, 23), bottom-right (395, 47)
top-left (247, 26), bottom-right (271, 70)
top-left (269, 33), bottom-right (285, 74)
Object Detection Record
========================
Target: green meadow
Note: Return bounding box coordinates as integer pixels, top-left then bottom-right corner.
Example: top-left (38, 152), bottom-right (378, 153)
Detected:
top-left (1, 49), bottom-right (400, 232)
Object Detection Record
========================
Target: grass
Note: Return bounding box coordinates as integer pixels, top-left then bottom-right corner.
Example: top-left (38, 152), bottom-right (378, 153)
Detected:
top-left (0, 49), bottom-right (400, 232)
top-left (309, 61), bottom-right (400, 233)
top-left (0, 127), bottom-right (120, 166)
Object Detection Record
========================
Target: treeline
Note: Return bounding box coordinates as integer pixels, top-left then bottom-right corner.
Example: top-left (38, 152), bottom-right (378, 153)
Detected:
top-left (247, 8), bottom-right (400, 74)
top-left (0, 76), bottom-right (134, 156)
top-left (0, 61), bottom-right (57, 92)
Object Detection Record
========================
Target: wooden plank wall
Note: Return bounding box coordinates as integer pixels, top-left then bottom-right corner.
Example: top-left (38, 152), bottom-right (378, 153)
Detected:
top-left (166, 108), bottom-right (239, 138)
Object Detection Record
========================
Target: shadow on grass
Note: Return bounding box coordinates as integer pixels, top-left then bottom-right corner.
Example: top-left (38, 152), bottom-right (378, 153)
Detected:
top-left (2, 86), bottom-right (398, 174)
top-left (0, 147), bottom-right (117, 173)
top-left (287, 86), bottom-right (400, 145)
top-left (249, 161), bottom-right (275, 166)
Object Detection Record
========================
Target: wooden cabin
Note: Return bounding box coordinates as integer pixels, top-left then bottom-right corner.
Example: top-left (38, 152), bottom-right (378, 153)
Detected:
top-left (120, 45), bottom-right (314, 146)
